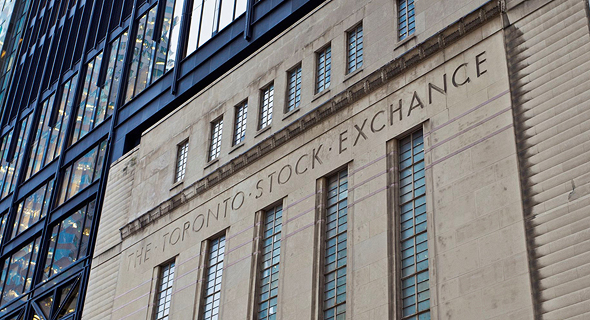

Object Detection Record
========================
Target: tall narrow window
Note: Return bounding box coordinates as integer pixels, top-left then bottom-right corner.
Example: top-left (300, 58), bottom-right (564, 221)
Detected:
top-left (316, 46), bottom-right (331, 94)
top-left (258, 205), bottom-right (282, 320)
top-left (202, 235), bottom-right (226, 320)
top-left (27, 75), bottom-right (78, 179)
top-left (398, 0), bottom-right (415, 41)
top-left (259, 84), bottom-right (274, 130)
top-left (209, 118), bottom-right (223, 161)
top-left (154, 260), bottom-right (176, 320)
top-left (126, 0), bottom-right (184, 102)
top-left (233, 102), bottom-right (248, 146)
top-left (71, 31), bottom-right (128, 144)
top-left (323, 169), bottom-right (348, 320)
top-left (286, 65), bottom-right (302, 112)
top-left (175, 140), bottom-right (189, 182)
top-left (346, 24), bottom-right (363, 74)
top-left (399, 130), bottom-right (429, 320)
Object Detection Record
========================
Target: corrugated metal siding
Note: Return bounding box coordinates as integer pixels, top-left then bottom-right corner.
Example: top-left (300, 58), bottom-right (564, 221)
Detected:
top-left (505, 0), bottom-right (590, 319)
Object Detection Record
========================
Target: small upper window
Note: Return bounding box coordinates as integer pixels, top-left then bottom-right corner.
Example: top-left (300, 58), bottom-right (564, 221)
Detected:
top-left (233, 102), bottom-right (248, 145)
top-left (316, 46), bottom-right (332, 94)
top-left (286, 64), bottom-right (302, 112)
top-left (209, 118), bottom-right (223, 161)
top-left (399, 0), bottom-right (415, 41)
top-left (259, 83), bottom-right (274, 130)
top-left (174, 140), bottom-right (189, 182)
top-left (346, 24), bottom-right (363, 74)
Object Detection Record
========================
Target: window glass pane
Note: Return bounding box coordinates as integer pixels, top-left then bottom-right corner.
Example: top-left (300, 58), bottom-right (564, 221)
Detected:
top-left (399, 130), bottom-right (429, 320)
top-left (135, 7), bottom-right (158, 94)
top-left (234, 0), bottom-right (247, 19)
top-left (153, 0), bottom-right (176, 80)
top-left (258, 206), bottom-right (282, 320)
top-left (316, 46), bottom-right (331, 94)
top-left (286, 65), bottom-right (302, 112)
top-left (218, 0), bottom-right (235, 30)
top-left (12, 179), bottom-right (54, 238)
top-left (26, 95), bottom-right (55, 179)
top-left (346, 24), bottom-right (363, 74)
top-left (233, 102), bottom-right (247, 145)
top-left (0, 237), bottom-right (40, 307)
top-left (209, 118), bottom-right (223, 161)
top-left (203, 235), bottom-right (225, 320)
top-left (0, 212), bottom-right (7, 245)
top-left (0, 114), bottom-right (34, 199)
top-left (167, 0), bottom-right (185, 72)
top-left (324, 169), bottom-right (347, 319)
top-left (259, 84), bottom-right (273, 130)
top-left (187, 1), bottom-right (203, 54)
top-left (43, 201), bottom-right (95, 280)
top-left (58, 141), bottom-right (107, 205)
top-left (155, 261), bottom-right (175, 320)
top-left (198, 0), bottom-right (216, 47)
top-left (175, 140), bottom-right (189, 182)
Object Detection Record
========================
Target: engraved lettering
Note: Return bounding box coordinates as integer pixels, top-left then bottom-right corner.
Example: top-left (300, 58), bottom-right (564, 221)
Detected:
top-left (390, 101), bottom-right (402, 125)
top-left (267, 171), bottom-right (276, 194)
top-left (312, 145), bottom-right (323, 169)
top-left (295, 154), bottom-right (308, 174)
top-left (452, 63), bottom-right (470, 87)
top-left (476, 51), bottom-right (487, 77)
top-left (255, 179), bottom-right (264, 199)
top-left (407, 91), bottom-right (425, 117)
top-left (353, 119), bottom-right (368, 146)
top-left (170, 227), bottom-right (181, 245)
top-left (193, 214), bottom-right (205, 232)
top-left (144, 243), bottom-right (151, 262)
top-left (371, 111), bottom-right (385, 133)
top-left (428, 74), bottom-right (447, 104)
top-left (182, 221), bottom-right (190, 241)
top-left (339, 131), bottom-right (348, 154)
top-left (207, 203), bottom-right (220, 227)
top-left (232, 191), bottom-right (245, 210)
top-left (278, 165), bottom-right (292, 185)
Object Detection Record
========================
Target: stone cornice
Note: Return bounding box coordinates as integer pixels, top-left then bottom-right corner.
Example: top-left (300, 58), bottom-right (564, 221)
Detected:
top-left (120, 0), bottom-right (501, 239)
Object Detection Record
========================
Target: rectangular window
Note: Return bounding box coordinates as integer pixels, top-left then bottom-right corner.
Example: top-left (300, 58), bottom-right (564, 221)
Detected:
top-left (0, 236), bottom-right (41, 307)
top-left (43, 200), bottom-right (96, 280)
top-left (259, 84), bottom-right (274, 130)
top-left (323, 169), bottom-right (348, 320)
top-left (186, 0), bottom-right (248, 55)
top-left (233, 102), bottom-right (247, 146)
top-left (209, 118), bottom-right (223, 161)
top-left (398, 0), bottom-right (415, 41)
top-left (286, 65), bottom-right (302, 113)
top-left (399, 129), bottom-right (429, 320)
top-left (57, 141), bottom-right (108, 205)
top-left (316, 46), bottom-right (331, 94)
top-left (0, 113), bottom-right (34, 199)
top-left (12, 178), bottom-right (54, 238)
top-left (126, 0), bottom-right (183, 102)
top-left (202, 235), bottom-right (226, 320)
top-left (175, 140), bottom-right (189, 182)
top-left (346, 24), bottom-right (363, 74)
top-left (27, 75), bottom-right (78, 179)
top-left (154, 260), bottom-right (176, 320)
top-left (71, 31), bottom-right (128, 144)
top-left (258, 205), bottom-right (282, 320)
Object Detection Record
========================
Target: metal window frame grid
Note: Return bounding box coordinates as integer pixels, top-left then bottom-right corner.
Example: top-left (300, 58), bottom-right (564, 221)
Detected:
top-left (257, 205), bottom-right (282, 320)
top-left (233, 102), bottom-right (248, 146)
top-left (258, 84), bottom-right (274, 130)
top-left (346, 24), bottom-right (363, 74)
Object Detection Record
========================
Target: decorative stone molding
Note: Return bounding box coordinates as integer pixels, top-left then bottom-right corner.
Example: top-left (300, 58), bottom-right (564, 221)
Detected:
top-left (120, 0), bottom-right (501, 239)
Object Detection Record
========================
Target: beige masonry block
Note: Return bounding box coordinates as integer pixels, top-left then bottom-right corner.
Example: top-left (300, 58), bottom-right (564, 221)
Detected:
top-left (437, 241), bottom-right (480, 282)
top-left (478, 222), bottom-right (527, 266)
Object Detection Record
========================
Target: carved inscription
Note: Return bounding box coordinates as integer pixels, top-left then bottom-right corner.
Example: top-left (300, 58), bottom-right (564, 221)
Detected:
top-left (126, 52), bottom-right (488, 270)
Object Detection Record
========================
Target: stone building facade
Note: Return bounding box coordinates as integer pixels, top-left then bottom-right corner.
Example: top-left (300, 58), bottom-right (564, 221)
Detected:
top-left (83, 0), bottom-right (590, 319)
